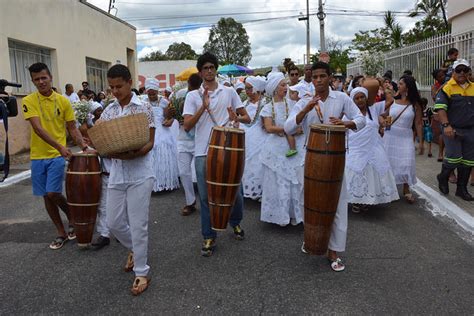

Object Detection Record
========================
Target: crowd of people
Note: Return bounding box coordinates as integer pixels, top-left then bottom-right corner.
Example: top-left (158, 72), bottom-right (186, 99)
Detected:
top-left (20, 47), bottom-right (473, 295)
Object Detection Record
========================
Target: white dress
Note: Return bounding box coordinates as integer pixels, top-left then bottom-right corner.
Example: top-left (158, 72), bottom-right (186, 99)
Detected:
top-left (345, 105), bottom-right (399, 204)
top-left (241, 98), bottom-right (268, 200)
top-left (259, 99), bottom-right (305, 226)
top-left (151, 98), bottom-right (180, 192)
top-left (383, 102), bottom-right (417, 186)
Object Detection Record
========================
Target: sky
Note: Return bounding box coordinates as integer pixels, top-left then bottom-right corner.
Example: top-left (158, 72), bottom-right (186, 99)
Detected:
top-left (87, 0), bottom-right (419, 68)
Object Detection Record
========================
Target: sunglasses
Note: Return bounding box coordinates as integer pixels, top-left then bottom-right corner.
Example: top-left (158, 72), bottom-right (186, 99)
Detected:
top-left (290, 73), bottom-right (299, 77)
top-left (455, 67), bottom-right (471, 74)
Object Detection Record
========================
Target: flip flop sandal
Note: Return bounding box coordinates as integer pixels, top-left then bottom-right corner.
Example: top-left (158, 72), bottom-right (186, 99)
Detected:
top-left (124, 252), bottom-right (134, 272)
top-left (286, 149), bottom-right (298, 158)
top-left (329, 258), bottom-right (345, 272)
top-left (131, 277), bottom-right (150, 296)
top-left (49, 236), bottom-right (68, 250)
top-left (67, 225), bottom-right (76, 241)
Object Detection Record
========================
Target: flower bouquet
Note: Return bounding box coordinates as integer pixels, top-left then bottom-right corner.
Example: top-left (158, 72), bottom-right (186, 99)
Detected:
top-left (168, 82), bottom-right (188, 123)
top-left (72, 100), bottom-right (91, 125)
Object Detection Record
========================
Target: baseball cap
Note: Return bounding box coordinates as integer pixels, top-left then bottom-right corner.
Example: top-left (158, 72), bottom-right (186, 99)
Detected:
top-left (453, 59), bottom-right (470, 69)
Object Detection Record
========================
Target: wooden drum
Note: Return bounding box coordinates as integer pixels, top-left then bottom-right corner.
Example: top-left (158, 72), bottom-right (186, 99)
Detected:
top-left (304, 124), bottom-right (346, 255)
top-left (206, 126), bottom-right (245, 230)
top-left (66, 153), bottom-right (102, 247)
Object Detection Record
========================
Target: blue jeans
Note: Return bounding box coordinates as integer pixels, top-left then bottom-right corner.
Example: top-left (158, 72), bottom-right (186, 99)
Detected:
top-left (195, 156), bottom-right (243, 239)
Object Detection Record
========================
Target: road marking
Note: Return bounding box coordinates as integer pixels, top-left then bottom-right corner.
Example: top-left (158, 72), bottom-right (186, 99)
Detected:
top-left (0, 170), bottom-right (31, 188)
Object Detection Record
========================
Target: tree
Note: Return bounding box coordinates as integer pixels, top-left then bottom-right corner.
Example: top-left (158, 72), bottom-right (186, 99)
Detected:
top-left (316, 39), bottom-right (354, 75)
top-left (139, 50), bottom-right (168, 62)
top-left (165, 42), bottom-right (198, 60)
top-left (203, 17), bottom-right (252, 66)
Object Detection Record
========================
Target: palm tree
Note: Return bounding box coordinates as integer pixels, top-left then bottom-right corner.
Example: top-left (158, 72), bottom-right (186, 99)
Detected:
top-left (409, 0), bottom-right (448, 28)
top-left (384, 11), bottom-right (403, 48)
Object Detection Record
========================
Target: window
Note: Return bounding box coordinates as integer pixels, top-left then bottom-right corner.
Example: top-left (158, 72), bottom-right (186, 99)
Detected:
top-left (86, 57), bottom-right (110, 93)
top-left (8, 40), bottom-right (52, 94)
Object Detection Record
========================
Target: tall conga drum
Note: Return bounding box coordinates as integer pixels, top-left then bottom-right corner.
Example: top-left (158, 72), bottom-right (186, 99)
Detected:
top-left (206, 126), bottom-right (245, 230)
top-left (66, 153), bottom-right (102, 247)
top-left (304, 124), bottom-right (346, 255)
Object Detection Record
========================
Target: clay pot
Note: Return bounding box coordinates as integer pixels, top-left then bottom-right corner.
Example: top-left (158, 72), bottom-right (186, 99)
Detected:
top-left (362, 77), bottom-right (380, 106)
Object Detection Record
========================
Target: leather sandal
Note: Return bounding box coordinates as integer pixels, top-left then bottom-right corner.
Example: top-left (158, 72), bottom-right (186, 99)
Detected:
top-left (124, 252), bottom-right (134, 272)
top-left (329, 258), bottom-right (345, 272)
top-left (131, 276), bottom-right (150, 296)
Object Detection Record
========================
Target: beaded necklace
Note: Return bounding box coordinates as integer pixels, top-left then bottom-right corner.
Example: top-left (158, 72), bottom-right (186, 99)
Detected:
top-left (271, 97), bottom-right (288, 125)
top-left (245, 96), bottom-right (264, 127)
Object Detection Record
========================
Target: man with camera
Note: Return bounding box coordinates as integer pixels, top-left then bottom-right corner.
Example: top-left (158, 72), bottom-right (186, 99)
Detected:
top-left (22, 62), bottom-right (90, 250)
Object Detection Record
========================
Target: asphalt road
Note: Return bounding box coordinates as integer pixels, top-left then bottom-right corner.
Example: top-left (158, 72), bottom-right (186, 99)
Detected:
top-left (0, 179), bottom-right (473, 314)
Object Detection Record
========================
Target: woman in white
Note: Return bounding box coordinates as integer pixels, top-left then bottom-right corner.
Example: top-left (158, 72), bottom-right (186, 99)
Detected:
top-left (383, 75), bottom-right (422, 203)
top-left (144, 78), bottom-right (180, 192)
top-left (241, 76), bottom-right (268, 200)
top-left (345, 87), bottom-right (399, 212)
top-left (259, 72), bottom-right (305, 226)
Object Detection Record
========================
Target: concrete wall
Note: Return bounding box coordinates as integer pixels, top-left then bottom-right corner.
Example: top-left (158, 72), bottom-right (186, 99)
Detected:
top-left (447, 2), bottom-right (474, 36)
top-left (0, 0), bottom-right (137, 155)
top-left (138, 60), bottom-right (196, 89)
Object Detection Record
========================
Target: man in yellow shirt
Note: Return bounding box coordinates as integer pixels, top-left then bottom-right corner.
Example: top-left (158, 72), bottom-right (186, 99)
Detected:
top-left (23, 62), bottom-right (89, 250)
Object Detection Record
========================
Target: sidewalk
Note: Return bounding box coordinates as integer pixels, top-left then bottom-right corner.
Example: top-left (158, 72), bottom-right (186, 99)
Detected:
top-left (414, 143), bottom-right (474, 234)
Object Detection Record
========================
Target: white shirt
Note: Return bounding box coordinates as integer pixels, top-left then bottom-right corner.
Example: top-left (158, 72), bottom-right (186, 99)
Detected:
top-left (183, 83), bottom-right (243, 156)
top-left (100, 92), bottom-right (156, 187)
top-left (284, 89), bottom-right (366, 138)
top-left (63, 92), bottom-right (79, 104)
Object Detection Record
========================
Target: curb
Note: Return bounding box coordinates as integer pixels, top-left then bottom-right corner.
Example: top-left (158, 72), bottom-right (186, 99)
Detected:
top-left (0, 170), bottom-right (31, 188)
top-left (413, 177), bottom-right (474, 235)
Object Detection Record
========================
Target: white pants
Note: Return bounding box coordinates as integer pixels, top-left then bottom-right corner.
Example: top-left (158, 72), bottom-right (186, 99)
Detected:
top-left (96, 175), bottom-right (110, 238)
top-left (178, 151), bottom-right (196, 206)
top-left (106, 178), bottom-right (154, 277)
top-left (327, 176), bottom-right (348, 252)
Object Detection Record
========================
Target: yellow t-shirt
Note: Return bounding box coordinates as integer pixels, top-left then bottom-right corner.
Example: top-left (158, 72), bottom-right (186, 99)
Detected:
top-left (22, 91), bottom-right (76, 159)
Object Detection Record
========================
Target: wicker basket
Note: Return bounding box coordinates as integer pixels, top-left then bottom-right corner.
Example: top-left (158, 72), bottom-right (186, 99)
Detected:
top-left (88, 113), bottom-right (150, 156)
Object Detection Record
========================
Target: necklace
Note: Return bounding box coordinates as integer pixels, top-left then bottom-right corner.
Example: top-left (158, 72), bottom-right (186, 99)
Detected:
top-left (271, 97), bottom-right (288, 125)
top-left (37, 92), bottom-right (59, 122)
top-left (245, 97), bottom-right (264, 127)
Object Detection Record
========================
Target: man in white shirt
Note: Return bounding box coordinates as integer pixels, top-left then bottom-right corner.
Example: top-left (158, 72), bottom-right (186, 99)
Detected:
top-left (284, 62), bottom-right (365, 272)
top-left (297, 64), bottom-right (315, 96)
top-left (99, 64), bottom-right (155, 296)
top-left (63, 84), bottom-right (79, 103)
top-left (183, 52), bottom-right (250, 257)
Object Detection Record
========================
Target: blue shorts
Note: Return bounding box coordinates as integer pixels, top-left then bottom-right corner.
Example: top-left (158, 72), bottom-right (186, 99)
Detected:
top-left (31, 157), bottom-right (65, 196)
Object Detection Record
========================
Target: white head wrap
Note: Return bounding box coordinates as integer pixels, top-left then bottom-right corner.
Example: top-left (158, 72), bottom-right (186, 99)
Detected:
top-left (350, 87), bottom-right (368, 100)
top-left (89, 101), bottom-right (102, 114)
top-left (265, 72), bottom-right (285, 97)
top-left (234, 82), bottom-right (245, 91)
top-left (246, 76), bottom-right (266, 93)
top-left (165, 86), bottom-right (173, 93)
top-left (145, 78), bottom-right (159, 91)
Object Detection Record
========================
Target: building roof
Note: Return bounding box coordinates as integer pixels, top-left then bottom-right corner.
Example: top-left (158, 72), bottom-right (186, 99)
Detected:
top-left (79, 0), bottom-right (136, 30)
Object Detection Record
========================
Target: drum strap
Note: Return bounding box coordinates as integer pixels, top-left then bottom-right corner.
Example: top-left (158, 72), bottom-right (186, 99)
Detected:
top-left (0, 100), bottom-right (10, 182)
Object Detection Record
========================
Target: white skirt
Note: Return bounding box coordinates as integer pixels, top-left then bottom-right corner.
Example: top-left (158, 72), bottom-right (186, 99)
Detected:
top-left (345, 164), bottom-right (399, 205)
top-left (152, 141), bottom-right (180, 192)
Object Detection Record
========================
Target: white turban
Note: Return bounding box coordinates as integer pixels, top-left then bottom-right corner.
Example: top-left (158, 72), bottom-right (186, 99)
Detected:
top-left (265, 72), bottom-right (285, 97)
top-left (350, 87), bottom-right (368, 100)
top-left (234, 82), bottom-right (245, 91)
top-left (89, 101), bottom-right (102, 114)
top-left (165, 86), bottom-right (173, 93)
top-left (145, 78), bottom-right (159, 91)
top-left (246, 76), bottom-right (266, 93)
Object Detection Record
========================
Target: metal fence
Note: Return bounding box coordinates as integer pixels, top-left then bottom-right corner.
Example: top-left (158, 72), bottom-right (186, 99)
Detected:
top-left (347, 30), bottom-right (474, 91)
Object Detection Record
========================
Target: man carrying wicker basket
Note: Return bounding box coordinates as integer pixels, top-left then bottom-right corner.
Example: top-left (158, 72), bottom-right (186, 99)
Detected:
top-left (95, 64), bottom-right (155, 296)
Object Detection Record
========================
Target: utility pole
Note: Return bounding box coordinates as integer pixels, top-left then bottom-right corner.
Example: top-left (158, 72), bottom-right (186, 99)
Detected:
top-left (317, 0), bottom-right (326, 52)
top-left (298, 0), bottom-right (311, 64)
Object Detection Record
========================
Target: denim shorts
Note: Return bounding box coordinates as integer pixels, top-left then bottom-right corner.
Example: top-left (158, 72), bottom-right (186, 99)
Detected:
top-left (31, 157), bottom-right (65, 196)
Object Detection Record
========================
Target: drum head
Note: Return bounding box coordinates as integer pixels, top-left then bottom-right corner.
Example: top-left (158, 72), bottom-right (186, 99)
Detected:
top-left (310, 124), bottom-right (346, 132)
top-left (72, 152), bottom-right (98, 157)
top-left (212, 126), bottom-right (245, 134)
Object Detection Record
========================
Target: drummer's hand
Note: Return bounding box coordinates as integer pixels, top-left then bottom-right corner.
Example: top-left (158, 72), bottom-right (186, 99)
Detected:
top-left (295, 126), bottom-right (304, 135)
top-left (304, 96), bottom-right (321, 113)
top-left (227, 107), bottom-right (238, 122)
top-left (329, 117), bottom-right (344, 125)
top-left (202, 87), bottom-right (210, 110)
top-left (59, 146), bottom-right (73, 160)
top-left (83, 147), bottom-right (97, 155)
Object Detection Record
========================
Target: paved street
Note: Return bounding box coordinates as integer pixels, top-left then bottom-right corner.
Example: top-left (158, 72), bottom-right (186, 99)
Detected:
top-left (0, 176), bottom-right (473, 315)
